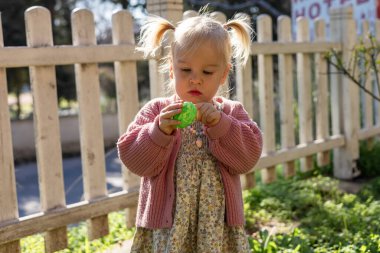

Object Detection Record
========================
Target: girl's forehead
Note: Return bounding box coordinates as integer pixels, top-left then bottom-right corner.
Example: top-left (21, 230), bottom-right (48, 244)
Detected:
top-left (174, 43), bottom-right (224, 64)
top-left (174, 38), bottom-right (226, 59)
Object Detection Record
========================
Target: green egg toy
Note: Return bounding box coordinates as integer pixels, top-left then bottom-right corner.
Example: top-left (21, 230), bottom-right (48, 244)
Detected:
top-left (173, 102), bottom-right (197, 128)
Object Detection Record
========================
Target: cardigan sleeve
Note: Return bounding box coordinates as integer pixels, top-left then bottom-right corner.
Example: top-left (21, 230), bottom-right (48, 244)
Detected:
top-left (206, 101), bottom-right (263, 175)
top-left (116, 99), bottom-right (176, 177)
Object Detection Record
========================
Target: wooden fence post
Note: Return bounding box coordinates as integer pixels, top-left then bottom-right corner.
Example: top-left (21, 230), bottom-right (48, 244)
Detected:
top-left (25, 7), bottom-right (67, 252)
top-left (314, 19), bottom-right (330, 167)
top-left (146, 0), bottom-right (183, 99)
top-left (0, 13), bottom-right (20, 253)
top-left (277, 15), bottom-right (296, 178)
top-left (330, 7), bottom-right (360, 179)
top-left (361, 20), bottom-right (374, 148)
top-left (71, 8), bottom-right (109, 240)
top-left (112, 10), bottom-right (140, 228)
top-left (257, 15), bottom-right (276, 183)
top-left (147, 0), bottom-right (183, 23)
top-left (296, 17), bottom-right (313, 172)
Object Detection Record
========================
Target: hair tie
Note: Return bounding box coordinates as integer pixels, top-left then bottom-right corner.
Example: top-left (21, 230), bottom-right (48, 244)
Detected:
top-left (223, 23), bottom-right (229, 30)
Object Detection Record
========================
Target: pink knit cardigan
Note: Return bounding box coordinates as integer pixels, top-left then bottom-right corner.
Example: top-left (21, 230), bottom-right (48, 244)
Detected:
top-left (117, 95), bottom-right (262, 228)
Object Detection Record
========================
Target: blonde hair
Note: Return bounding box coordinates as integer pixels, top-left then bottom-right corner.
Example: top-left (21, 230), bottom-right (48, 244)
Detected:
top-left (137, 11), bottom-right (253, 70)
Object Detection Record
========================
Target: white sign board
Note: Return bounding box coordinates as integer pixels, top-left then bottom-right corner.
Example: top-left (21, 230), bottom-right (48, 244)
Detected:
top-left (291, 0), bottom-right (377, 33)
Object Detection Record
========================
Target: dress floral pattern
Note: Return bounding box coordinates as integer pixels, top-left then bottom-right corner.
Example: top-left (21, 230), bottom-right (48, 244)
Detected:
top-left (130, 121), bottom-right (251, 253)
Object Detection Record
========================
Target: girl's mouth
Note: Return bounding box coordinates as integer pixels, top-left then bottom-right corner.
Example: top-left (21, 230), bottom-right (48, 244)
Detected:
top-left (188, 90), bottom-right (202, 96)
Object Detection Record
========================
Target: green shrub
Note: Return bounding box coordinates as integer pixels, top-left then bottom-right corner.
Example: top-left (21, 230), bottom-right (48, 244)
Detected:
top-left (244, 175), bottom-right (380, 252)
top-left (357, 177), bottom-right (380, 201)
top-left (21, 175), bottom-right (380, 252)
top-left (358, 140), bottom-right (380, 177)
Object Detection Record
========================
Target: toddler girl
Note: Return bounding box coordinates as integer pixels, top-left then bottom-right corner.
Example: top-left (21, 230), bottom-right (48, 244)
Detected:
top-left (117, 10), bottom-right (262, 253)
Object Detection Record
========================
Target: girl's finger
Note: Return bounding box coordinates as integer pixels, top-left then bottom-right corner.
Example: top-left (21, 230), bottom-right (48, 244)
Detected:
top-left (162, 108), bottom-right (182, 119)
top-left (161, 102), bottom-right (183, 113)
top-left (207, 111), bottom-right (219, 124)
top-left (196, 103), bottom-right (207, 121)
top-left (202, 106), bottom-right (214, 123)
top-left (201, 108), bottom-right (208, 123)
top-left (161, 118), bottom-right (180, 127)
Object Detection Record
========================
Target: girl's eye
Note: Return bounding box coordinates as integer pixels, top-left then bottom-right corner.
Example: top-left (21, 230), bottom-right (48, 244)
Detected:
top-left (203, 71), bottom-right (213, 75)
top-left (181, 68), bottom-right (191, 72)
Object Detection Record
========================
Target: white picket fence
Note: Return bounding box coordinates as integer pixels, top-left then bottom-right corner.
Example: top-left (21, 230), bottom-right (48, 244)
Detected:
top-left (0, 5), bottom-right (379, 253)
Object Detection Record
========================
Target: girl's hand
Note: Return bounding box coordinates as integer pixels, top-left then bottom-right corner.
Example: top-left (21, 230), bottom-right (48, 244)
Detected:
top-left (159, 101), bottom-right (183, 135)
top-left (196, 102), bottom-right (221, 127)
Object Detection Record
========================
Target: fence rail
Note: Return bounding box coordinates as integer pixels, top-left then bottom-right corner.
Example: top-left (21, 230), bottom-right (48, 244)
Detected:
top-left (0, 44), bottom-right (142, 67)
top-left (0, 190), bottom-right (139, 245)
top-left (1, 5), bottom-right (380, 253)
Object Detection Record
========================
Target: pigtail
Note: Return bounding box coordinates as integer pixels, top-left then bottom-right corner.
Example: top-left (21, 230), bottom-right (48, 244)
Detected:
top-left (224, 14), bottom-right (253, 66)
top-left (137, 15), bottom-right (175, 58)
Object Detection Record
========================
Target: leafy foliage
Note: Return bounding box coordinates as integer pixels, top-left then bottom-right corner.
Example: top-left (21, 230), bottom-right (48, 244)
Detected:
top-left (21, 175), bottom-right (380, 252)
top-left (21, 141), bottom-right (380, 252)
top-left (244, 175), bottom-right (380, 252)
top-left (21, 212), bottom-right (135, 253)
top-left (358, 140), bottom-right (380, 178)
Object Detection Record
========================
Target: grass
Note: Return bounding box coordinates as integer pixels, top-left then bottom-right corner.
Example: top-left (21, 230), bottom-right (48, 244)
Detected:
top-left (20, 141), bottom-right (380, 252)
top-left (20, 173), bottom-right (380, 253)
top-left (244, 173), bottom-right (380, 252)
top-left (20, 212), bottom-right (135, 253)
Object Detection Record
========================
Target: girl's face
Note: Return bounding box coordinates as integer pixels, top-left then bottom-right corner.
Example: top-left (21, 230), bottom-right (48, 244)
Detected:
top-left (170, 40), bottom-right (231, 103)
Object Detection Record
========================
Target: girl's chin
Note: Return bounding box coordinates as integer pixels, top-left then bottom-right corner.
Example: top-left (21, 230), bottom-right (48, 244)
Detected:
top-left (177, 96), bottom-right (198, 103)
top-left (178, 96), bottom-right (209, 103)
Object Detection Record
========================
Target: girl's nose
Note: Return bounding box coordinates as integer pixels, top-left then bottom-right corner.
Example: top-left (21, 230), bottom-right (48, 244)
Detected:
top-left (189, 73), bottom-right (201, 85)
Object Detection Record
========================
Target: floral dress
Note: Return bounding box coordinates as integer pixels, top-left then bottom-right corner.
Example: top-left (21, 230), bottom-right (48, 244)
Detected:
top-left (130, 121), bottom-right (251, 253)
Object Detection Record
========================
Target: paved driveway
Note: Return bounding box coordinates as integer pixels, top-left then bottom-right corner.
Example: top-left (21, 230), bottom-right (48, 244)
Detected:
top-left (15, 148), bottom-right (123, 217)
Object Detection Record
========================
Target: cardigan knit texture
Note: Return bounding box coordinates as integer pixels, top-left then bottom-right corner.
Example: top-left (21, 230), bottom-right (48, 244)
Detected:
top-left (117, 95), bottom-right (263, 229)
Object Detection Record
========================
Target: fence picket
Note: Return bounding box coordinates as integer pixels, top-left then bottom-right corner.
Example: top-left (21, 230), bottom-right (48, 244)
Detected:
top-left (296, 17), bottom-right (313, 171)
top-left (362, 21), bottom-right (374, 148)
top-left (257, 15), bottom-right (276, 183)
top-left (147, 0), bottom-right (183, 99)
top-left (330, 7), bottom-right (360, 179)
top-left (0, 13), bottom-right (20, 253)
top-left (71, 9), bottom-right (109, 240)
top-left (25, 7), bottom-right (67, 252)
top-left (278, 16), bottom-right (296, 178)
top-left (112, 10), bottom-right (140, 228)
top-left (314, 19), bottom-right (330, 166)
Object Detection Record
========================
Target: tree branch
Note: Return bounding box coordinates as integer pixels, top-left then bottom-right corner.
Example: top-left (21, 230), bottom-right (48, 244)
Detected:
top-left (326, 50), bottom-right (380, 102)
top-left (369, 35), bottom-right (380, 94)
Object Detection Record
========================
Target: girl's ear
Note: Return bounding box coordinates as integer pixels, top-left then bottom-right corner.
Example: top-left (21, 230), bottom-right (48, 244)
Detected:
top-left (220, 63), bottom-right (231, 85)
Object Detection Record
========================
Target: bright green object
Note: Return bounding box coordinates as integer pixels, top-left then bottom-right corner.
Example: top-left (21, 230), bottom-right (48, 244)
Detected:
top-left (173, 102), bottom-right (197, 128)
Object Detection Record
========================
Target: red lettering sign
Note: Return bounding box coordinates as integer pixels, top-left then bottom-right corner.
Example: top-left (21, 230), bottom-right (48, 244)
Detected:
top-left (324, 0), bottom-right (334, 8)
top-left (309, 3), bottom-right (321, 18)
top-left (295, 7), bottom-right (306, 17)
